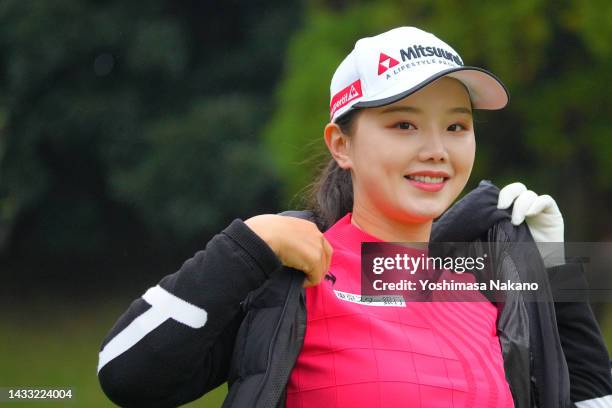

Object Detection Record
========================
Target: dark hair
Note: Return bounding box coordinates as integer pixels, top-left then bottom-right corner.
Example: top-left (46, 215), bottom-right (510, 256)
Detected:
top-left (306, 108), bottom-right (361, 231)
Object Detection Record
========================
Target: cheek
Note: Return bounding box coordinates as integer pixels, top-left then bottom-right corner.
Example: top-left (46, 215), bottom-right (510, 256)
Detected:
top-left (448, 137), bottom-right (476, 198)
top-left (452, 136), bottom-right (476, 174)
top-left (351, 140), bottom-right (398, 178)
top-left (350, 148), bottom-right (405, 204)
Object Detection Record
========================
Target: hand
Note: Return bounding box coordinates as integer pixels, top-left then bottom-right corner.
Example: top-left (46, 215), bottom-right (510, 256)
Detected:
top-left (497, 182), bottom-right (565, 267)
top-left (244, 214), bottom-right (333, 287)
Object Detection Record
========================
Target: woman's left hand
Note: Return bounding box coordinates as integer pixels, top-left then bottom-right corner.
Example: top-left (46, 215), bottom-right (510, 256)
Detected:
top-left (497, 182), bottom-right (565, 267)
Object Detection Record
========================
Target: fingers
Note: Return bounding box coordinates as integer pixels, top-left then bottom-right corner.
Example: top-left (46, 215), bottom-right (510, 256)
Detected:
top-left (323, 237), bottom-right (333, 272)
top-left (302, 234), bottom-right (334, 288)
top-left (318, 245), bottom-right (327, 284)
top-left (313, 237), bottom-right (333, 287)
top-left (302, 251), bottom-right (321, 288)
top-left (498, 181), bottom-right (562, 226)
top-left (511, 190), bottom-right (538, 225)
top-left (498, 182), bottom-right (527, 209)
top-left (525, 194), bottom-right (560, 217)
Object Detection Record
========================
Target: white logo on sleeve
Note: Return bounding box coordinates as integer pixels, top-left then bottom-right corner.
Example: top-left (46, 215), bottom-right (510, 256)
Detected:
top-left (97, 285), bottom-right (207, 373)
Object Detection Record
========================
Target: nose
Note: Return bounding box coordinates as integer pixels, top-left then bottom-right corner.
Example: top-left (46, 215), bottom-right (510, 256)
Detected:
top-left (417, 129), bottom-right (449, 162)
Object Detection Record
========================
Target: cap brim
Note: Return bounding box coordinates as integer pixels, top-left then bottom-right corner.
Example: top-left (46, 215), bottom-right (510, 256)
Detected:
top-left (353, 66), bottom-right (509, 110)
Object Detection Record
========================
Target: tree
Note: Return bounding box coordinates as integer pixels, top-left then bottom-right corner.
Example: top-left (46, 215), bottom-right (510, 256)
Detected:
top-left (0, 0), bottom-right (303, 260)
top-left (263, 0), bottom-right (612, 240)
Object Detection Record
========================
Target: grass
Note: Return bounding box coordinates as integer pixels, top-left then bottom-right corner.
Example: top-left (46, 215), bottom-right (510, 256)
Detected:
top-left (1, 298), bottom-right (227, 407)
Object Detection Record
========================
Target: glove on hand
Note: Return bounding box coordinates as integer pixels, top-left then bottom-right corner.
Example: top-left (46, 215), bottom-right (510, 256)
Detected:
top-left (497, 182), bottom-right (565, 267)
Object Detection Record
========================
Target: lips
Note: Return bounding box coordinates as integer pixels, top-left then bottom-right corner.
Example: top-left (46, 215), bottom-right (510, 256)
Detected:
top-left (404, 171), bottom-right (450, 192)
top-left (405, 170), bottom-right (450, 179)
top-left (406, 175), bottom-right (445, 183)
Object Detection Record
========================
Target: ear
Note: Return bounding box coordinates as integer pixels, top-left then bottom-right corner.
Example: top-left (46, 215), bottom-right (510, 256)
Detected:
top-left (324, 122), bottom-right (353, 170)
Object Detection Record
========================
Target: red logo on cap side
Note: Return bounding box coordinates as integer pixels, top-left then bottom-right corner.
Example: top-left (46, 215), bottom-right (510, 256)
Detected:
top-left (378, 52), bottom-right (399, 75)
top-left (330, 79), bottom-right (362, 119)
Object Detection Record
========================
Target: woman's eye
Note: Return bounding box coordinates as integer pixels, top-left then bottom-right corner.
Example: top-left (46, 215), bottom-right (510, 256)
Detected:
top-left (395, 122), bottom-right (416, 130)
top-left (447, 123), bottom-right (467, 132)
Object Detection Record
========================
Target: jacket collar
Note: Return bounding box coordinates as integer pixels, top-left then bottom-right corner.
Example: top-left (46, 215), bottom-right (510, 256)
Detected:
top-left (431, 180), bottom-right (511, 242)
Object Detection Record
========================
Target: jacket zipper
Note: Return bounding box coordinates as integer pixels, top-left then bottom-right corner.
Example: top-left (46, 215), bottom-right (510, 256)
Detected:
top-left (530, 349), bottom-right (539, 408)
top-left (256, 271), bottom-right (300, 408)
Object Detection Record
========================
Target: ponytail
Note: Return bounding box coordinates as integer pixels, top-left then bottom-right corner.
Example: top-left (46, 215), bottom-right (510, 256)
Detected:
top-left (306, 109), bottom-right (360, 231)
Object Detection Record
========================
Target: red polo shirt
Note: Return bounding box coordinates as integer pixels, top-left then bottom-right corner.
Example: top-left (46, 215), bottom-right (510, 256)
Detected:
top-left (286, 212), bottom-right (514, 407)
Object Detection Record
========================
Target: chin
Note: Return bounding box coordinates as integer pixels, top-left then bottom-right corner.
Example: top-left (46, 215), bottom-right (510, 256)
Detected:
top-left (405, 200), bottom-right (450, 220)
top-left (397, 207), bottom-right (442, 224)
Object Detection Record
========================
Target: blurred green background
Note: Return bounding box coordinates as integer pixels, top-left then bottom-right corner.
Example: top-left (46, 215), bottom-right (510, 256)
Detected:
top-left (1, 0), bottom-right (612, 406)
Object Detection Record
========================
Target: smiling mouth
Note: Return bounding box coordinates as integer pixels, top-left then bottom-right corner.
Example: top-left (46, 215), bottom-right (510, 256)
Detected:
top-left (404, 175), bottom-right (449, 184)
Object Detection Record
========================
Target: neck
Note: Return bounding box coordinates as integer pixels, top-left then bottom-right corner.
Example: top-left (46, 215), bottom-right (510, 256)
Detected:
top-left (350, 204), bottom-right (432, 243)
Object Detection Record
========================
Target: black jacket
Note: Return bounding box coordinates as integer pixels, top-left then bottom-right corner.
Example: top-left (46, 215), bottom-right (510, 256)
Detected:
top-left (98, 180), bottom-right (612, 407)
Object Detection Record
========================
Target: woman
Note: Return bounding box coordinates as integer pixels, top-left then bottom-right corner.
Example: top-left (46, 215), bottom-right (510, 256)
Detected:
top-left (97, 27), bottom-right (612, 407)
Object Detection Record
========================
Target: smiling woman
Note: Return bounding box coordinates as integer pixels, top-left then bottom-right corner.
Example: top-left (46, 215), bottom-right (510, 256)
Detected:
top-left (323, 76), bottom-right (476, 240)
top-left (97, 26), bottom-right (612, 408)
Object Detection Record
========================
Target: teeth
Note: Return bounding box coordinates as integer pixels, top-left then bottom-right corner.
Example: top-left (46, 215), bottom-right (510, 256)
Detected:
top-left (407, 175), bottom-right (445, 183)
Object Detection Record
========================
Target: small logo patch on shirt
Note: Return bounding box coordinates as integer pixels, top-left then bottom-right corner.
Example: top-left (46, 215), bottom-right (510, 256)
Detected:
top-left (333, 289), bottom-right (406, 307)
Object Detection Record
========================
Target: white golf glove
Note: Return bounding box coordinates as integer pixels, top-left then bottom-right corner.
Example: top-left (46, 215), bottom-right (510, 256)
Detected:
top-left (497, 182), bottom-right (565, 267)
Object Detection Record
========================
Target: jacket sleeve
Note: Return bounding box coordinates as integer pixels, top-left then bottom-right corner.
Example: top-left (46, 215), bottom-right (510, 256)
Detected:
top-left (97, 219), bottom-right (282, 407)
top-left (548, 262), bottom-right (612, 407)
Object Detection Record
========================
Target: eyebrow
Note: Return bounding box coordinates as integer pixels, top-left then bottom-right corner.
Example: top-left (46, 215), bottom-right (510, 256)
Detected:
top-left (379, 106), bottom-right (473, 116)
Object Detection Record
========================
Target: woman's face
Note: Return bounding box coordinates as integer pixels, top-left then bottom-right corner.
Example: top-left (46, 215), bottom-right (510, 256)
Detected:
top-left (343, 76), bottom-right (475, 224)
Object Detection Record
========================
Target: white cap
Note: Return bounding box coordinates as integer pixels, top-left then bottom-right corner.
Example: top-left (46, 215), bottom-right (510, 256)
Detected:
top-left (329, 26), bottom-right (509, 122)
